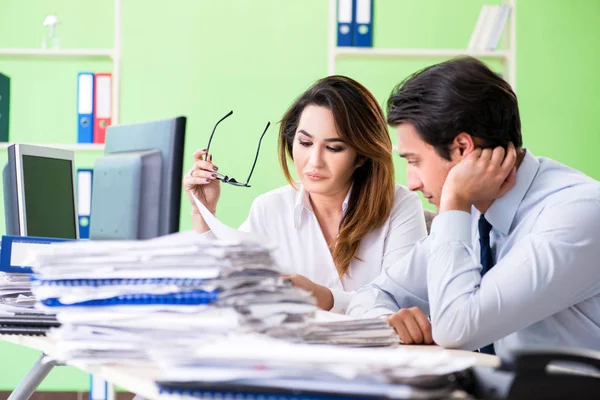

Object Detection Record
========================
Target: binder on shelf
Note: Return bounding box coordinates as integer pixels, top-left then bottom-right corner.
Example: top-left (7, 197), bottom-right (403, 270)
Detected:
top-left (93, 72), bottom-right (112, 144)
top-left (89, 375), bottom-right (109, 400)
top-left (0, 72), bottom-right (10, 142)
top-left (337, 0), bottom-right (354, 47)
top-left (77, 72), bottom-right (95, 144)
top-left (0, 235), bottom-right (73, 274)
top-left (467, 5), bottom-right (490, 51)
top-left (77, 168), bottom-right (93, 239)
top-left (353, 0), bottom-right (373, 48)
top-left (485, 5), bottom-right (511, 50)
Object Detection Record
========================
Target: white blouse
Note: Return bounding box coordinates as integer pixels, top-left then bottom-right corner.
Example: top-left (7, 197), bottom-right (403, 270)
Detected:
top-left (238, 184), bottom-right (427, 313)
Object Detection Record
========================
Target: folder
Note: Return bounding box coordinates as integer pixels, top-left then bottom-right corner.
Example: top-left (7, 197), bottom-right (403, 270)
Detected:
top-left (337, 0), bottom-right (354, 47)
top-left (93, 72), bottom-right (112, 144)
top-left (0, 72), bottom-right (10, 142)
top-left (353, 0), bottom-right (373, 47)
top-left (89, 375), bottom-right (109, 400)
top-left (485, 5), bottom-right (511, 51)
top-left (0, 235), bottom-right (73, 274)
top-left (77, 72), bottom-right (95, 143)
top-left (77, 168), bottom-right (93, 239)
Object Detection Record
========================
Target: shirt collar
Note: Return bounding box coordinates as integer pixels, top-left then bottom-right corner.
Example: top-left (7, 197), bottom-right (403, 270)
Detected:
top-left (484, 149), bottom-right (540, 235)
top-left (293, 183), bottom-right (353, 229)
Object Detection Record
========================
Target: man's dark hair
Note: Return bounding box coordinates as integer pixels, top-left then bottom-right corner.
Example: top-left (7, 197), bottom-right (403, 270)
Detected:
top-left (386, 56), bottom-right (522, 160)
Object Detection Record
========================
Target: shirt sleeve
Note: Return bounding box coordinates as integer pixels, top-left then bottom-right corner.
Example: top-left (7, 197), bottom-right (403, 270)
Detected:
top-left (330, 288), bottom-right (354, 314)
top-left (346, 239), bottom-right (431, 318)
top-left (427, 198), bottom-right (600, 350)
top-left (381, 191), bottom-right (428, 270)
top-left (238, 198), bottom-right (267, 236)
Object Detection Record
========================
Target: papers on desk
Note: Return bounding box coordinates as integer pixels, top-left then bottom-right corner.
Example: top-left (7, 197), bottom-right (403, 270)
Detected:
top-left (27, 231), bottom-right (317, 363)
top-left (152, 334), bottom-right (476, 400)
top-left (0, 272), bottom-right (40, 315)
top-left (266, 316), bottom-right (399, 347)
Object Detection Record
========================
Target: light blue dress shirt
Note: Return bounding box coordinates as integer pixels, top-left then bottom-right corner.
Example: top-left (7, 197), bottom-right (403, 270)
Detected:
top-left (347, 150), bottom-right (600, 357)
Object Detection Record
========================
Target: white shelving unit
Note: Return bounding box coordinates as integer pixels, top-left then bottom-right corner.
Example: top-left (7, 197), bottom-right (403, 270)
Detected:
top-left (0, 142), bottom-right (105, 151)
top-left (0, 0), bottom-right (123, 151)
top-left (328, 0), bottom-right (517, 90)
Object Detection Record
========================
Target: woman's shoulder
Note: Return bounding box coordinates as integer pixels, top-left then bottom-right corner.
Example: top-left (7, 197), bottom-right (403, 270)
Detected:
top-left (252, 185), bottom-right (298, 207)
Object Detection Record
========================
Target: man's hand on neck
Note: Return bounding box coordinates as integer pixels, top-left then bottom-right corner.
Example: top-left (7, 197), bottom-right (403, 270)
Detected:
top-left (439, 144), bottom-right (520, 214)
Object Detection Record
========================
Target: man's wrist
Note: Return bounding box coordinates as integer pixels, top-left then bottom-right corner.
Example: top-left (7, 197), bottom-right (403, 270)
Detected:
top-left (439, 193), bottom-right (471, 213)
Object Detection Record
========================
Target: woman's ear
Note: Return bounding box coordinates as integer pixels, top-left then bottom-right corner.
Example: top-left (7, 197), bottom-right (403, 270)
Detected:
top-left (451, 133), bottom-right (476, 160)
top-left (355, 155), bottom-right (366, 169)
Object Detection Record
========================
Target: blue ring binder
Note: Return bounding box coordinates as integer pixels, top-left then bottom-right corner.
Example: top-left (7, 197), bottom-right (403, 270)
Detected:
top-left (34, 277), bottom-right (209, 287)
top-left (41, 290), bottom-right (219, 307)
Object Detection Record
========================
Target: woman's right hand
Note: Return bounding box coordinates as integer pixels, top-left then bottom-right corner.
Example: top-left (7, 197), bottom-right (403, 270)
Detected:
top-left (183, 148), bottom-right (221, 214)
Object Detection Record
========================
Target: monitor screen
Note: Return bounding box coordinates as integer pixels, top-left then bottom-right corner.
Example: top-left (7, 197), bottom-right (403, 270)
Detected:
top-left (21, 155), bottom-right (77, 239)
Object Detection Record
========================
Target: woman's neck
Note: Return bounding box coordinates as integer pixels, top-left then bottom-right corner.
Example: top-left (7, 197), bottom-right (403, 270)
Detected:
top-left (308, 184), bottom-right (351, 219)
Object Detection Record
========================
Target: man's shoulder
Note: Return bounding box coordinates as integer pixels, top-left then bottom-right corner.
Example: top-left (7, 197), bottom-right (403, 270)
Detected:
top-left (532, 157), bottom-right (600, 205)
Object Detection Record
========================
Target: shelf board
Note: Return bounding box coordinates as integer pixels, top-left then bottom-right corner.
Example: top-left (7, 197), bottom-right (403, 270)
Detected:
top-left (0, 143), bottom-right (105, 151)
top-left (335, 48), bottom-right (510, 59)
top-left (0, 48), bottom-right (114, 57)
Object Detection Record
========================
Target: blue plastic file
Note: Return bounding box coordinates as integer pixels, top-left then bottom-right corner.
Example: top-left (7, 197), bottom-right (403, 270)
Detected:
top-left (34, 277), bottom-right (209, 287)
top-left (337, 0), bottom-right (355, 46)
top-left (89, 375), bottom-right (108, 400)
top-left (41, 290), bottom-right (220, 307)
top-left (353, 0), bottom-right (373, 47)
top-left (77, 168), bottom-right (93, 239)
top-left (158, 386), bottom-right (374, 400)
top-left (77, 72), bottom-right (95, 143)
top-left (0, 235), bottom-right (73, 273)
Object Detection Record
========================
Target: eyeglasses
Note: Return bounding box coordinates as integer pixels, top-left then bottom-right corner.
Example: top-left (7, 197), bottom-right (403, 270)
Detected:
top-left (206, 110), bottom-right (270, 188)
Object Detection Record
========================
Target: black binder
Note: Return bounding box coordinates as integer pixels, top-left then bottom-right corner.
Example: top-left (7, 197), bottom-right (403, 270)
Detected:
top-left (0, 73), bottom-right (9, 142)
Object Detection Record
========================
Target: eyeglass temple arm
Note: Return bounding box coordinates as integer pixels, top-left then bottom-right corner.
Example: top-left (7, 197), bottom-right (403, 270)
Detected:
top-left (206, 110), bottom-right (234, 155)
top-left (245, 121), bottom-right (271, 185)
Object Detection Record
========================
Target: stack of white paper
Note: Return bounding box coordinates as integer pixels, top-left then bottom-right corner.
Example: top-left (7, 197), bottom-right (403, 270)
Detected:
top-left (266, 315), bottom-right (398, 347)
top-left (28, 231), bottom-right (317, 363)
top-left (151, 334), bottom-right (476, 399)
top-left (0, 272), bottom-right (45, 315)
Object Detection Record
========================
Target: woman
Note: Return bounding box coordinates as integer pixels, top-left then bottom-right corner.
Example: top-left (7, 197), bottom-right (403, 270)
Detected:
top-left (183, 76), bottom-right (427, 313)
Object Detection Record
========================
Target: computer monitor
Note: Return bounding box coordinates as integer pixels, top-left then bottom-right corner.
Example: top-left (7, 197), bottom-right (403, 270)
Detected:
top-left (3, 144), bottom-right (78, 239)
top-left (89, 116), bottom-right (186, 240)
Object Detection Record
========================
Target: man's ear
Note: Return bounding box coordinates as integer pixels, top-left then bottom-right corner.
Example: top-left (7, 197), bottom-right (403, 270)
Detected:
top-left (451, 133), bottom-right (476, 160)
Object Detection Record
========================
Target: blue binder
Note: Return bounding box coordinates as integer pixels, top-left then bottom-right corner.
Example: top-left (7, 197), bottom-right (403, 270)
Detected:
top-left (337, 0), bottom-right (354, 46)
top-left (89, 375), bottom-right (108, 400)
top-left (77, 72), bottom-right (95, 143)
top-left (41, 290), bottom-right (219, 308)
top-left (353, 0), bottom-right (373, 47)
top-left (77, 168), bottom-right (93, 239)
top-left (0, 235), bottom-right (73, 273)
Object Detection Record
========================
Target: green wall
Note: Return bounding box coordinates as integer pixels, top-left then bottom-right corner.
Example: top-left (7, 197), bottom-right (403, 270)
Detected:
top-left (1, 0), bottom-right (599, 391)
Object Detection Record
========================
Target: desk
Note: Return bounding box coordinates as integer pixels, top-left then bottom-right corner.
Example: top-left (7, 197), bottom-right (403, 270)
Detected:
top-left (1, 335), bottom-right (499, 400)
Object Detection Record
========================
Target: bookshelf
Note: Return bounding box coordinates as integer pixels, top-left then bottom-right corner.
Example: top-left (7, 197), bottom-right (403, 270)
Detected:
top-left (0, 0), bottom-right (122, 150)
top-left (0, 143), bottom-right (104, 151)
top-left (328, 0), bottom-right (517, 90)
top-left (0, 49), bottom-right (114, 57)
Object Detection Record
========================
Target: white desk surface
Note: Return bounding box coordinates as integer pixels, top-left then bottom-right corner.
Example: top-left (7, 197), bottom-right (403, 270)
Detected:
top-left (1, 335), bottom-right (500, 399)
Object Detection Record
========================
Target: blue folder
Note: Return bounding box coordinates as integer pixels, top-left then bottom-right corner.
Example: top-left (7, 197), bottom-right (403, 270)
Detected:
top-left (77, 72), bottom-right (95, 143)
top-left (337, 0), bottom-right (355, 46)
top-left (0, 235), bottom-right (73, 274)
top-left (353, 0), bottom-right (373, 47)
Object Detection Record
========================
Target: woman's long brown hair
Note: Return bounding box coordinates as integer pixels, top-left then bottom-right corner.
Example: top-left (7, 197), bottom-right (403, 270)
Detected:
top-left (278, 76), bottom-right (395, 277)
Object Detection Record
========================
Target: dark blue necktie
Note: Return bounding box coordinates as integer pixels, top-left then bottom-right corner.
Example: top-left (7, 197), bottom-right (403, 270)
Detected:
top-left (478, 214), bottom-right (495, 355)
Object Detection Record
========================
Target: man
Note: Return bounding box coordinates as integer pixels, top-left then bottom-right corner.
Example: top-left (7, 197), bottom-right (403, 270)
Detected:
top-left (347, 57), bottom-right (600, 356)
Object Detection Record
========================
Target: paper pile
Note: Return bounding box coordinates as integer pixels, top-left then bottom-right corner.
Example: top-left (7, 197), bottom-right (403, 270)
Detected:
top-left (29, 231), bottom-right (316, 363)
